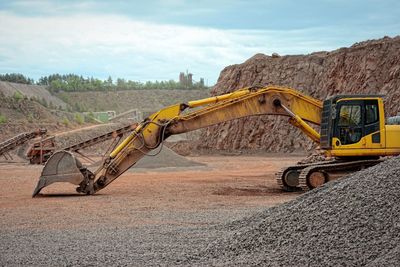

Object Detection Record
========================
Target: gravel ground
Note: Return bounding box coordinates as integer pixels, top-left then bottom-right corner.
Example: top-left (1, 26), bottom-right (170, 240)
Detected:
top-left (0, 209), bottom-right (260, 266)
top-left (184, 156), bottom-right (400, 266)
top-left (1, 156), bottom-right (398, 266)
top-left (1, 155), bottom-right (300, 266)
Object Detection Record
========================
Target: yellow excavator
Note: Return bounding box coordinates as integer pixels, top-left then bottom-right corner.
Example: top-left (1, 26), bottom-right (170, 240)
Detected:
top-left (32, 85), bottom-right (400, 197)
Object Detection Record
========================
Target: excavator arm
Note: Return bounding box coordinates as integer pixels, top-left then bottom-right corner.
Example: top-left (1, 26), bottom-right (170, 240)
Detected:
top-left (32, 85), bottom-right (322, 197)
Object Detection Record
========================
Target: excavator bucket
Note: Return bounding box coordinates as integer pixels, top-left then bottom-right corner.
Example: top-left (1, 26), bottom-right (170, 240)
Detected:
top-left (32, 151), bottom-right (86, 197)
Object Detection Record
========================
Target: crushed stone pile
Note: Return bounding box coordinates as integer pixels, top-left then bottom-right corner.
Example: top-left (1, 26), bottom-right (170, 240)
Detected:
top-left (184, 156), bottom-right (400, 266)
top-left (57, 123), bottom-right (205, 169)
top-left (88, 145), bottom-right (204, 170)
top-left (133, 145), bottom-right (205, 169)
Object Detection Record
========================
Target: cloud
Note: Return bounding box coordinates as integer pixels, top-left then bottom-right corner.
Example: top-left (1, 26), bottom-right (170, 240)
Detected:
top-left (3, 0), bottom-right (99, 16)
top-left (0, 10), bottom-right (395, 84)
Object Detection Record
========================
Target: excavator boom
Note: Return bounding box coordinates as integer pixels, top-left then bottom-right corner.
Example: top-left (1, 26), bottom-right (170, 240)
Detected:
top-left (32, 85), bottom-right (322, 197)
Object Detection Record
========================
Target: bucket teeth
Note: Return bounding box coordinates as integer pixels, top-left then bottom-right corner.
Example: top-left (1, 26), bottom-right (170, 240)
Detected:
top-left (32, 178), bottom-right (47, 197)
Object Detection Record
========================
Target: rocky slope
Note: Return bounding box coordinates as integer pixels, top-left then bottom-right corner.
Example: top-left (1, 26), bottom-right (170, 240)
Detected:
top-left (0, 81), bottom-right (67, 109)
top-left (199, 36), bottom-right (400, 152)
top-left (58, 89), bottom-right (209, 114)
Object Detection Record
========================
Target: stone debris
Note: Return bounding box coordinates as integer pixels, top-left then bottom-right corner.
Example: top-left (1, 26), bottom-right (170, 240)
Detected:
top-left (133, 145), bottom-right (205, 169)
top-left (1, 140), bottom-right (398, 267)
top-left (184, 156), bottom-right (400, 266)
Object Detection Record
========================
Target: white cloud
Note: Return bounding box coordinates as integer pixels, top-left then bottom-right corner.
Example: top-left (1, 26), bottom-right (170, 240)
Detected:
top-left (0, 11), bottom-right (341, 83)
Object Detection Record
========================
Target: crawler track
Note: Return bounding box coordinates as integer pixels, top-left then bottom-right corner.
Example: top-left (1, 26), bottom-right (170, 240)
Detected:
top-left (276, 159), bottom-right (383, 191)
top-left (276, 160), bottom-right (334, 191)
top-left (298, 159), bottom-right (383, 191)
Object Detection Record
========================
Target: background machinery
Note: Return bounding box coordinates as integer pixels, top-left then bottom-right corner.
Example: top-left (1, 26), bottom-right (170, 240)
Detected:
top-left (32, 85), bottom-right (400, 196)
top-left (0, 129), bottom-right (47, 161)
top-left (26, 124), bottom-right (137, 164)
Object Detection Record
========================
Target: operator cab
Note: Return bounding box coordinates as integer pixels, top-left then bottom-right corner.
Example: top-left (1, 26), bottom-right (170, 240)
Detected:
top-left (320, 95), bottom-right (385, 156)
top-left (335, 99), bottom-right (380, 145)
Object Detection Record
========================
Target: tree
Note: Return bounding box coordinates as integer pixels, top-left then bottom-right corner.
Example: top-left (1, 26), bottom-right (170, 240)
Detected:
top-left (105, 76), bottom-right (113, 90)
top-left (0, 73), bottom-right (33, 84)
top-left (0, 72), bottom-right (210, 93)
top-left (116, 78), bottom-right (126, 90)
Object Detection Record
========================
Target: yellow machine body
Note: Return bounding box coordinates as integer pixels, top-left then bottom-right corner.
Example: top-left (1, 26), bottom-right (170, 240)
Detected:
top-left (324, 97), bottom-right (400, 157)
top-left (32, 85), bottom-right (400, 196)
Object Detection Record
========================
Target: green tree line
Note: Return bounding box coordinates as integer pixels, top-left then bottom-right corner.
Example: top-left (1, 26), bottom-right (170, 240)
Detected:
top-left (0, 73), bottom-right (34, 84)
top-left (0, 73), bottom-right (208, 93)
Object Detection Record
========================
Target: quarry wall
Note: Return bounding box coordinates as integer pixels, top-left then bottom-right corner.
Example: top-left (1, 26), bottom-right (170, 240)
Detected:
top-left (200, 36), bottom-right (400, 152)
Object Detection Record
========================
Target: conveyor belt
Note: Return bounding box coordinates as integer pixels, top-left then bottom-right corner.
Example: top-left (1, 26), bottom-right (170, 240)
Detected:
top-left (0, 129), bottom-right (46, 158)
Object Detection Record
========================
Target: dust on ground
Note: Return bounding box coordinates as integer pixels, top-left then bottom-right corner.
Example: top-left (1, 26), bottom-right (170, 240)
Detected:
top-left (0, 155), bottom-right (301, 230)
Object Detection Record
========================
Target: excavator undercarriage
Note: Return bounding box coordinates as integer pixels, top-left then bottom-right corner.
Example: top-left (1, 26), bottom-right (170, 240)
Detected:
top-left (276, 158), bottom-right (384, 192)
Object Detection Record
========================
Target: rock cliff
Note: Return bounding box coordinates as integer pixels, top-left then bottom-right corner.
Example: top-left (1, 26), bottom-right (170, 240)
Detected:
top-left (200, 36), bottom-right (400, 152)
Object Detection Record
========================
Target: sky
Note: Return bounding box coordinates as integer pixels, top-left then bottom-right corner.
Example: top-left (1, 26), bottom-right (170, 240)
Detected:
top-left (0, 0), bottom-right (399, 85)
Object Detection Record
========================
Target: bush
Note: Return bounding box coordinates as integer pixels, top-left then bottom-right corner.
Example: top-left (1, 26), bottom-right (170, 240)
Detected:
top-left (75, 113), bottom-right (84, 125)
top-left (39, 97), bottom-right (48, 107)
top-left (13, 91), bottom-right (24, 100)
top-left (62, 117), bottom-right (70, 126)
top-left (27, 114), bottom-right (34, 123)
top-left (84, 112), bottom-right (97, 123)
top-left (0, 114), bottom-right (7, 123)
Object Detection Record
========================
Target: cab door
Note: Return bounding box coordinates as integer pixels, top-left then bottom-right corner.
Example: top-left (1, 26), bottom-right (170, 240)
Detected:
top-left (334, 100), bottom-right (364, 147)
top-left (333, 99), bottom-right (382, 150)
top-left (364, 99), bottom-right (382, 149)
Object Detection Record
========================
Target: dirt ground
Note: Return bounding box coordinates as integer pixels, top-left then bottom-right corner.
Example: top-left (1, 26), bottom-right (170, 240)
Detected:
top-left (0, 154), bottom-right (302, 228)
top-left (0, 154), bottom-right (303, 265)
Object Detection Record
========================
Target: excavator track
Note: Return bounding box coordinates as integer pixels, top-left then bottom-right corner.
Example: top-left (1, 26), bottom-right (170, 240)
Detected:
top-left (297, 159), bottom-right (384, 191)
top-left (276, 165), bottom-right (306, 192)
top-left (276, 160), bottom-right (335, 192)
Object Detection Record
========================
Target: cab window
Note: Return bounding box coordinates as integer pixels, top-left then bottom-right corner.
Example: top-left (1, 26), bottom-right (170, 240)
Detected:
top-left (339, 105), bottom-right (361, 126)
top-left (365, 103), bottom-right (378, 124)
top-left (338, 104), bottom-right (362, 145)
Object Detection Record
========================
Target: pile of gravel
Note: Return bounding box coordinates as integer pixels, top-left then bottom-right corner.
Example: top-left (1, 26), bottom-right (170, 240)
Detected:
top-left (134, 146), bottom-right (205, 169)
top-left (184, 156), bottom-right (400, 266)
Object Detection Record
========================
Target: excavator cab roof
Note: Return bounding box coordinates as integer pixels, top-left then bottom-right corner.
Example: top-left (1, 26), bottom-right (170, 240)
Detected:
top-left (327, 94), bottom-right (385, 104)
